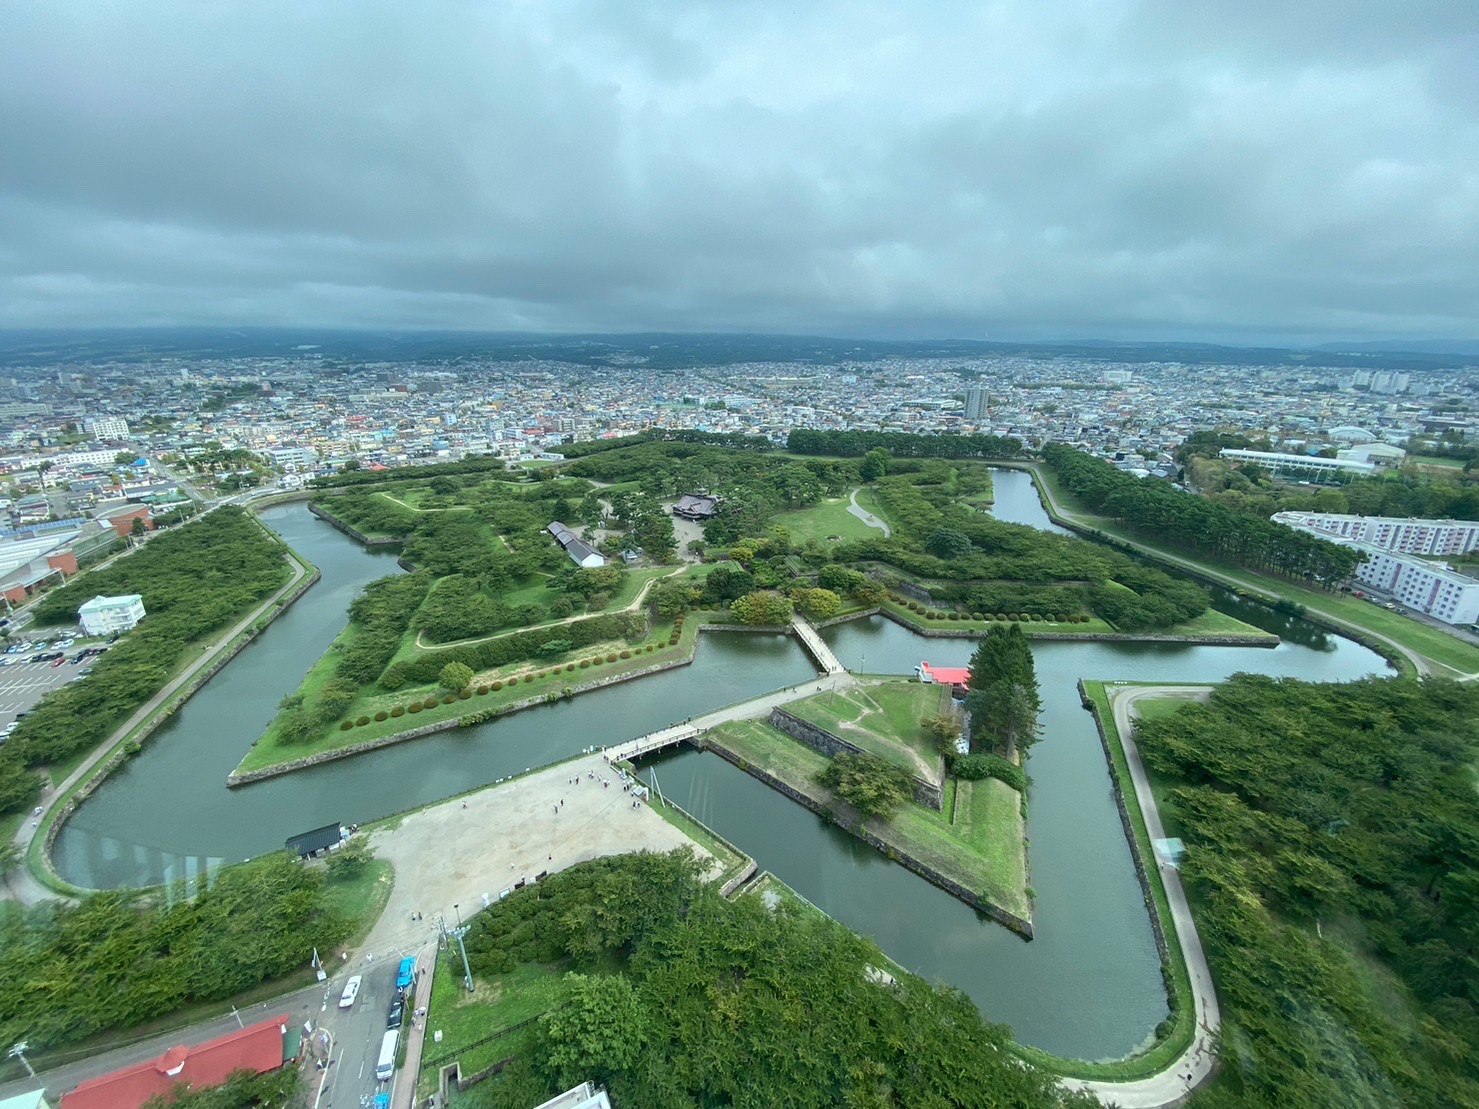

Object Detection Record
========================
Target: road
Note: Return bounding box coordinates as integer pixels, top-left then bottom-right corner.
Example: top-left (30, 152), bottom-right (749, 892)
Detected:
top-left (1061, 684), bottom-right (1220, 1108)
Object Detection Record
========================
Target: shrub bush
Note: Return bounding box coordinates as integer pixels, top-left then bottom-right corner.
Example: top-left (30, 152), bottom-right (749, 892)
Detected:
top-left (607, 653), bottom-right (619, 662)
top-left (374, 710), bottom-right (388, 722)
top-left (620, 650), bottom-right (631, 659)
top-left (579, 659), bottom-right (591, 668)
top-left (523, 674), bottom-right (535, 683)
top-left (1008, 613), bottom-right (1020, 621)
top-left (645, 644), bottom-right (655, 652)
top-left (356, 715), bottom-right (371, 727)
top-left (949, 612), bottom-right (963, 620)
top-left (491, 680), bottom-right (503, 691)
top-left (971, 612), bottom-right (984, 621)
top-left (442, 694), bottom-right (456, 704)
top-left (591, 656), bottom-right (603, 666)
top-left (408, 702), bottom-right (423, 714)
top-left (390, 705), bottom-right (405, 718)
top-left (459, 689), bottom-right (472, 699)
top-left (994, 613), bottom-right (1006, 621)
top-left (477, 685), bottom-right (489, 695)
top-left (339, 720), bottom-right (354, 731)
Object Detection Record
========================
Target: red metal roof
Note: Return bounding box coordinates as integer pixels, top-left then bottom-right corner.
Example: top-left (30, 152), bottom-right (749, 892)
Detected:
top-left (918, 662), bottom-right (971, 687)
top-left (61, 1013), bottom-right (293, 1109)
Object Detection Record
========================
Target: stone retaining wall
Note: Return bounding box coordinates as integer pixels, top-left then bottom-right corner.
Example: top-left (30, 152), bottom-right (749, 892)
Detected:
top-left (876, 607), bottom-right (1277, 647)
top-left (1078, 680), bottom-right (1171, 970)
top-left (767, 707), bottom-right (942, 811)
top-left (228, 650), bottom-right (699, 785)
top-left (698, 733), bottom-right (1033, 940)
top-left (306, 501), bottom-right (405, 546)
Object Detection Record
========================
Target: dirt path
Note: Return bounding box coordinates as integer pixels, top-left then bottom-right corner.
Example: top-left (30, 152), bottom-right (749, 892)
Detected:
top-left (1061, 684), bottom-right (1219, 1108)
top-left (412, 567), bottom-right (684, 651)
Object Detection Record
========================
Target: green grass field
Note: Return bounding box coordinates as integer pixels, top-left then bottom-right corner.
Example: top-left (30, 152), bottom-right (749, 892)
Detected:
top-left (783, 681), bottom-right (949, 778)
top-left (771, 495), bottom-right (887, 543)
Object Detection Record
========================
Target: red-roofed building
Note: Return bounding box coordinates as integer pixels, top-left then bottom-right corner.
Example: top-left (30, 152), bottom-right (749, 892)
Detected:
top-left (914, 662), bottom-right (971, 694)
top-left (60, 1013), bottom-right (298, 1109)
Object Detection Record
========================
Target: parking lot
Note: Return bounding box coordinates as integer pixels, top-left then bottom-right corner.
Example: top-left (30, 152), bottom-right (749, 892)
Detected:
top-left (0, 639), bottom-right (107, 730)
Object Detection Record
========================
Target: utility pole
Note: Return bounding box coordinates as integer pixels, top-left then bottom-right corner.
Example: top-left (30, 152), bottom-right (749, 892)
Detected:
top-left (453, 925), bottom-right (474, 992)
top-left (9, 1041), bottom-right (36, 1080)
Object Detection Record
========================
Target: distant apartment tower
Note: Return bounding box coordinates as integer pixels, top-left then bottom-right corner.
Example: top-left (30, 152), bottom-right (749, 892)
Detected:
top-left (1271, 512), bottom-right (1479, 557)
top-left (78, 593), bottom-right (146, 636)
top-left (84, 415), bottom-right (129, 439)
top-left (963, 388), bottom-right (989, 422)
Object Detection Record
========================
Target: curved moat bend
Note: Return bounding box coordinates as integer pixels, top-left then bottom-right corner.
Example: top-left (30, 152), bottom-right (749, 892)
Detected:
top-left (52, 484), bottom-right (1389, 1061)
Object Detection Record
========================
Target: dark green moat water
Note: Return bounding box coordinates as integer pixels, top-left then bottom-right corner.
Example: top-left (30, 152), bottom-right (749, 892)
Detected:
top-left (53, 487), bottom-right (1389, 1060)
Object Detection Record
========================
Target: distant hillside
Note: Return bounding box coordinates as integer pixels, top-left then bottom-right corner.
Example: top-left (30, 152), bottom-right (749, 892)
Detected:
top-left (0, 327), bottom-right (1475, 371)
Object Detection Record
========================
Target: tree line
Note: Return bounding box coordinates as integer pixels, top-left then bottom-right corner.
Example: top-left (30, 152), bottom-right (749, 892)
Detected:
top-left (0, 853), bottom-right (350, 1051)
top-left (458, 850), bottom-right (1096, 1108)
top-left (1135, 675), bottom-right (1479, 1106)
top-left (787, 428), bottom-right (1025, 459)
top-left (1042, 444), bottom-right (1366, 585)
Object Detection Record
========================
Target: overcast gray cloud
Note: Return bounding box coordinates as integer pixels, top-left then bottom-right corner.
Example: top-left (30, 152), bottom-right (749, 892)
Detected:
top-left (1, 1), bottom-right (1476, 342)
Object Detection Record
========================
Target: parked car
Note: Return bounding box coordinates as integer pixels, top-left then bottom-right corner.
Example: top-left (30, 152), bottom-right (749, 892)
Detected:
top-left (386, 994), bottom-right (404, 1030)
top-left (338, 975), bottom-right (362, 1009)
top-left (51, 656), bottom-right (66, 667)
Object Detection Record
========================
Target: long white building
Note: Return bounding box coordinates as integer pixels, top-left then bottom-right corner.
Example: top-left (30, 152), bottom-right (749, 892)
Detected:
top-left (1271, 512), bottom-right (1479, 557)
top-left (1220, 448), bottom-right (1377, 480)
top-left (1274, 516), bottom-right (1479, 626)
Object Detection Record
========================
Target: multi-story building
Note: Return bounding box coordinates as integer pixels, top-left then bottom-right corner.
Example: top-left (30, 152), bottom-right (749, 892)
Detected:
top-left (963, 387), bottom-right (988, 422)
top-left (1275, 516), bottom-right (1479, 625)
top-left (1271, 513), bottom-right (1479, 557)
top-left (1348, 549), bottom-right (1479, 626)
top-left (78, 593), bottom-right (147, 636)
top-left (84, 415), bottom-right (130, 439)
top-left (1220, 448), bottom-right (1376, 481)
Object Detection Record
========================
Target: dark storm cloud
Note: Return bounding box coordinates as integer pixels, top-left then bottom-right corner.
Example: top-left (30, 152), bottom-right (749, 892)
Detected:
top-left (0, 0), bottom-right (1475, 341)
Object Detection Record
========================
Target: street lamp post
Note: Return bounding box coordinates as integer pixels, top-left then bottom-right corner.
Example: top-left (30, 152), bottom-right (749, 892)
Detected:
top-left (453, 903), bottom-right (462, 929)
top-left (9, 1041), bottom-right (37, 1080)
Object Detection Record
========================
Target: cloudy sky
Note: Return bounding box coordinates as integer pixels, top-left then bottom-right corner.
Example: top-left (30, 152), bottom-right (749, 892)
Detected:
top-left (1, 1), bottom-right (1476, 343)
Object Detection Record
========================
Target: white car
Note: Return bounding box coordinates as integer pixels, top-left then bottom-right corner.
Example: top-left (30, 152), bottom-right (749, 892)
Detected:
top-left (338, 974), bottom-right (362, 1009)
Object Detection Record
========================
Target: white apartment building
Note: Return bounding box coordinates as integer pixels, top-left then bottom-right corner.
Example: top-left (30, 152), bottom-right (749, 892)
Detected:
top-left (1271, 513), bottom-right (1479, 557)
top-left (84, 415), bottom-right (130, 439)
top-left (1275, 517), bottom-right (1479, 625)
top-left (78, 593), bottom-right (146, 636)
top-left (1349, 550), bottom-right (1479, 626)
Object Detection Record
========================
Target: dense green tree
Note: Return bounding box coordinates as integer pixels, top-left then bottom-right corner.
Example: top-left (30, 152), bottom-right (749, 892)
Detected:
top-left (537, 973), bottom-right (648, 1090)
top-left (925, 527), bottom-right (972, 560)
top-left (730, 590), bottom-right (794, 626)
top-left (438, 661), bottom-right (474, 693)
top-left (818, 753), bottom-right (913, 818)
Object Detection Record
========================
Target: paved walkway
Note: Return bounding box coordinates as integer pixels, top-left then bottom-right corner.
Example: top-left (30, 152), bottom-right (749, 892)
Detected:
top-left (4, 534), bottom-right (310, 907)
top-left (847, 488), bottom-right (891, 536)
top-left (1062, 684), bottom-right (1220, 1108)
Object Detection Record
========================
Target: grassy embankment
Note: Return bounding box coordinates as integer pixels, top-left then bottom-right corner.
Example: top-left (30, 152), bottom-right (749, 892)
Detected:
top-left (235, 599), bottom-right (720, 777)
top-left (1027, 464), bottom-right (1479, 677)
top-left (705, 679), bottom-right (1030, 922)
top-left (782, 682), bottom-right (948, 779)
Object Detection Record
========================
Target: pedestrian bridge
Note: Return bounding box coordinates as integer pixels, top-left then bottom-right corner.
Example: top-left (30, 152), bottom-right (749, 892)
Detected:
top-left (791, 616), bottom-right (845, 674)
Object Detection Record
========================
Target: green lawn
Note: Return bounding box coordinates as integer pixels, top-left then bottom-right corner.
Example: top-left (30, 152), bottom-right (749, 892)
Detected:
top-left (783, 681), bottom-right (949, 778)
top-left (417, 959), bottom-right (564, 1099)
top-left (772, 495), bottom-right (887, 543)
top-left (321, 858), bottom-right (396, 946)
top-left (705, 718), bottom-right (1029, 919)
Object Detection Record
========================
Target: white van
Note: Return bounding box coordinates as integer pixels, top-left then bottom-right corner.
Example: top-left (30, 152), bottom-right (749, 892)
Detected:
top-left (375, 1029), bottom-right (399, 1081)
top-left (338, 974), bottom-right (362, 1009)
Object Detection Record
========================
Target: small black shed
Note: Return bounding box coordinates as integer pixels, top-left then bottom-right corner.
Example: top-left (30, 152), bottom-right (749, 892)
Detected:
top-left (286, 822), bottom-right (343, 858)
